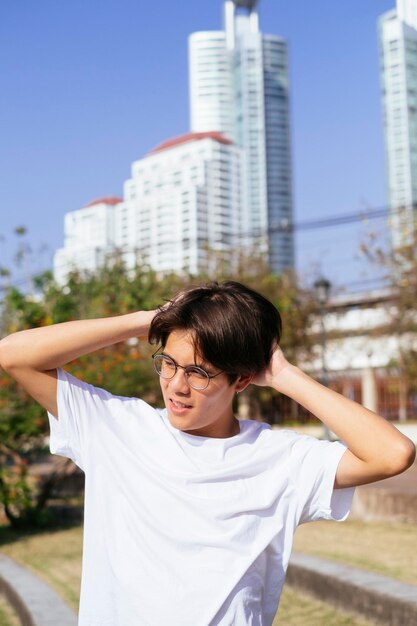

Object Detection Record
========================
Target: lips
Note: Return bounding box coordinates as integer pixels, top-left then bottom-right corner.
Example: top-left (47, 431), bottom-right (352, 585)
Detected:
top-left (169, 398), bottom-right (193, 414)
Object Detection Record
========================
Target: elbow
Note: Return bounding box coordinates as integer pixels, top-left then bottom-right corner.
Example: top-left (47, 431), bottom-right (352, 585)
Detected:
top-left (0, 336), bottom-right (18, 373)
top-left (403, 438), bottom-right (417, 470)
top-left (385, 438), bottom-right (416, 477)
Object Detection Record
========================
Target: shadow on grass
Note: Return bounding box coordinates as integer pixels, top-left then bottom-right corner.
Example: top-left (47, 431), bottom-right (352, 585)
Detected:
top-left (0, 506), bottom-right (83, 547)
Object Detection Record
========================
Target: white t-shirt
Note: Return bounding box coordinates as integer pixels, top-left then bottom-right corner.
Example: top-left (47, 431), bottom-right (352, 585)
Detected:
top-left (48, 369), bottom-right (354, 626)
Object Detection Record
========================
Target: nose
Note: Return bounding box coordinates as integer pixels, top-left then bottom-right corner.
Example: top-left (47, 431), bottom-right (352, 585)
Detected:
top-left (169, 367), bottom-right (191, 395)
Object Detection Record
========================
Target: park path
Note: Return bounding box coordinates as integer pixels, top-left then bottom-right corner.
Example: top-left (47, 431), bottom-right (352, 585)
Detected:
top-left (0, 552), bottom-right (76, 626)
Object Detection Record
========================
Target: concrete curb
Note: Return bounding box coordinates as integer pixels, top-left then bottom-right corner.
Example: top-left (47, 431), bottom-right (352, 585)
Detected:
top-left (0, 553), bottom-right (77, 626)
top-left (287, 552), bottom-right (417, 626)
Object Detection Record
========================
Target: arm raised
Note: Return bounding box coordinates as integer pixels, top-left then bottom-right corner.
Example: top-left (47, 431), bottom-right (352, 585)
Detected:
top-left (0, 310), bottom-right (156, 416)
top-left (253, 346), bottom-right (416, 489)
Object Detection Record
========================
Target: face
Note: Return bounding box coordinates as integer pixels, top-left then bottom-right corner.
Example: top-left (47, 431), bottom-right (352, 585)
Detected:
top-left (158, 329), bottom-right (248, 438)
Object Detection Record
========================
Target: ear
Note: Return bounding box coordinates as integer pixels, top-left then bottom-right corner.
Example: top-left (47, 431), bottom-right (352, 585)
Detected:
top-left (234, 374), bottom-right (253, 394)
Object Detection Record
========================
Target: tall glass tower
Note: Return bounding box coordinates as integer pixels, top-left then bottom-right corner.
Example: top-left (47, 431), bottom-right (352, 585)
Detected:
top-left (189, 0), bottom-right (294, 273)
top-left (379, 0), bottom-right (417, 250)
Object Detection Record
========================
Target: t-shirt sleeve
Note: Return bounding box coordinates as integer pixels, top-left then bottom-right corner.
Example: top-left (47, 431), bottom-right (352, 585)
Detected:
top-left (47, 368), bottom-right (115, 471)
top-left (290, 434), bottom-right (355, 524)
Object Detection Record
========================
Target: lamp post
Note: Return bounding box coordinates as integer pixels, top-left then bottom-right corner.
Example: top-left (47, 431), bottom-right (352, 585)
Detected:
top-left (314, 277), bottom-right (331, 441)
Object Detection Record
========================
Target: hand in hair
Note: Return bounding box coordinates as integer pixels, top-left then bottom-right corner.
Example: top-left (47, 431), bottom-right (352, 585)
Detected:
top-left (251, 345), bottom-right (290, 389)
top-left (253, 344), bottom-right (415, 488)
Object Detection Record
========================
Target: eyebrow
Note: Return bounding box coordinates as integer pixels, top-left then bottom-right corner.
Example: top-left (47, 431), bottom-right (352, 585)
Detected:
top-left (161, 351), bottom-right (198, 367)
top-left (161, 351), bottom-right (213, 373)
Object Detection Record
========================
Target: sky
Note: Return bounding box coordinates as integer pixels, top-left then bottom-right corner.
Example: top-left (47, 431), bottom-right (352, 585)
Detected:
top-left (0, 0), bottom-right (395, 293)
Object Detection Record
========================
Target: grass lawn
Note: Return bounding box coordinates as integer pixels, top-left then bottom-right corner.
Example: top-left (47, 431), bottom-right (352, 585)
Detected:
top-left (0, 525), bottom-right (82, 613)
top-left (1, 519), bottom-right (416, 625)
top-left (0, 595), bottom-right (20, 626)
top-left (293, 518), bottom-right (417, 585)
top-left (274, 587), bottom-right (376, 626)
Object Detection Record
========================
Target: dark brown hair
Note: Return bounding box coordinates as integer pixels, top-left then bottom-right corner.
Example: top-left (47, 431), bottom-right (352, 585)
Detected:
top-left (148, 281), bottom-right (282, 384)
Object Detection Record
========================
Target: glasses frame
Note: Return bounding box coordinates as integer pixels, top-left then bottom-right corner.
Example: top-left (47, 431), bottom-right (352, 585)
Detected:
top-left (152, 349), bottom-right (225, 391)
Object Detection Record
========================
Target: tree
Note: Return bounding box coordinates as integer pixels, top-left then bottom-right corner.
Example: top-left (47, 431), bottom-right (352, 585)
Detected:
top-left (360, 232), bottom-right (417, 418)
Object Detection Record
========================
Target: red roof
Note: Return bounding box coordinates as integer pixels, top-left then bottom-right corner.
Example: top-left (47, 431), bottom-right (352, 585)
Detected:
top-left (85, 197), bottom-right (122, 208)
top-left (149, 132), bottom-right (233, 155)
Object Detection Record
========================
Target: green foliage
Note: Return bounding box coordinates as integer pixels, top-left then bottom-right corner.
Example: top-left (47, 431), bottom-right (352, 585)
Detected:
top-left (3, 287), bottom-right (48, 331)
top-left (0, 444), bottom-right (57, 530)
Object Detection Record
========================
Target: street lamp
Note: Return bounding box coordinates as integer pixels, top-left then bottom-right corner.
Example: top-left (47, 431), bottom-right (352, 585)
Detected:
top-left (314, 277), bottom-right (332, 440)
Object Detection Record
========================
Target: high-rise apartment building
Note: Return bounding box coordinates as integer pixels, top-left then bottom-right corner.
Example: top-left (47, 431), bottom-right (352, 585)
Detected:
top-left (54, 0), bottom-right (293, 284)
top-left (379, 0), bottom-right (417, 249)
top-left (121, 132), bottom-right (242, 275)
top-left (189, 0), bottom-right (294, 273)
top-left (53, 197), bottom-right (122, 285)
top-left (54, 134), bottom-right (242, 283)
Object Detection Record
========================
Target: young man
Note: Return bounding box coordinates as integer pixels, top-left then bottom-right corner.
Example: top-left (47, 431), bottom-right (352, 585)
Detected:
top-left (0, 281), bottom-right (414, 626)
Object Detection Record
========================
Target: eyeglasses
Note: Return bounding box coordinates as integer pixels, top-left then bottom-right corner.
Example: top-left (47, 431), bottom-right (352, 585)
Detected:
top-left (152, 350), bottom-right (224, 391)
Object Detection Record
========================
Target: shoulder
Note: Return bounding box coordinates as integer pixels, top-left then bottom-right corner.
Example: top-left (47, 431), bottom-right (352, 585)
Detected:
top-left (238, 419), bottom-right (272, 442)
top-left (57, 368), bottom-right (157, 418)
top-left (255, 425), bottom-right (308, 448)
top-left (238, 423), bottom-right (306, 461)
top-left (259, 427), bottom-right (343, 463)
top-left (58, 368), bottom-right (138, 401)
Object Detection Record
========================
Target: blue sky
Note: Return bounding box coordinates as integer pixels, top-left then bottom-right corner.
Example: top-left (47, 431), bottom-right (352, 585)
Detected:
top-left (0, 0), bottom-right (394, 291)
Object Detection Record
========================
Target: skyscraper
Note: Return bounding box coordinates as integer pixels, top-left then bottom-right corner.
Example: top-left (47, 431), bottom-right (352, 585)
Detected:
top-left (54, 1), bottom-right (293, 284)
top-left (54, 134), bottom-right (243, 283)
top-left (379, 0), bottom-right (417, 250)
top-left (189, 0), bottom-right (294, 273)
top-left (121, 132), bottom-right (243, 275)
top-left (53, 197), bottom-right (122, 285)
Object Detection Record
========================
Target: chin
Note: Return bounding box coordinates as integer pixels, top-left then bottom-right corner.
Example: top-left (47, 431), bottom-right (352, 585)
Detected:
top-left (167, 410), bottom-right (193, 429)
top-left (169, 414), bottom-right (208, 436)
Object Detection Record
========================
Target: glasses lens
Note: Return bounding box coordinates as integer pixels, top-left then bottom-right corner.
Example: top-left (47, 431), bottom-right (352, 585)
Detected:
top-left (185, 366), bottom-right (210, 390)
top-left (154, 355), bottom-right (176, 379)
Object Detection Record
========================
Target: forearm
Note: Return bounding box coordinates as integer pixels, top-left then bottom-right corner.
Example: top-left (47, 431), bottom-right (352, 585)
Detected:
top-left (273, 364), bottom-right (415, 475)
top-left (0, 310), bottom-right (155, 372)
